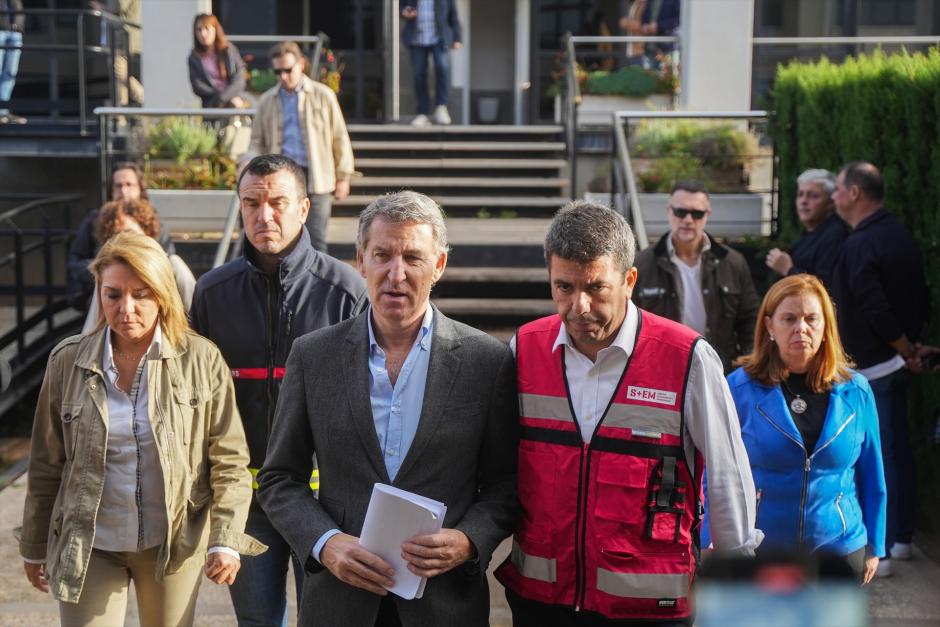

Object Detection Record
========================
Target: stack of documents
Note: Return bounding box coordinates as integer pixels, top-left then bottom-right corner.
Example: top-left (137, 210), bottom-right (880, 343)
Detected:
top-left (359, 483), bottom-right (448, 599)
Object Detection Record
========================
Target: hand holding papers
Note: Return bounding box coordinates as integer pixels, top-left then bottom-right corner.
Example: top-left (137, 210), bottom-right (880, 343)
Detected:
top-left (358, 483), bottom-right (447, 599)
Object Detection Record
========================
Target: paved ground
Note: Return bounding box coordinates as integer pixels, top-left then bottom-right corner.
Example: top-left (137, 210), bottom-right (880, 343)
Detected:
top-left (1, 473), bottom-right (937, 626)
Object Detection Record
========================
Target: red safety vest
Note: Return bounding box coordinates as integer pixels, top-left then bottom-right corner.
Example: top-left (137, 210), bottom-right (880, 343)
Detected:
top-left (496, 310), bottom-right (704, 621)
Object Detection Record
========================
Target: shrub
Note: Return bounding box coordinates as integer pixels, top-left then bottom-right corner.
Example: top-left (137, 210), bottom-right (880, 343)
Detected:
top-left (146, 117), bottom-right (218, 164)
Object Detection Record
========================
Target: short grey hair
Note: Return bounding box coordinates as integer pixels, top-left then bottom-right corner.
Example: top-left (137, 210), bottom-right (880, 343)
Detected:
top-left (356, 191), bottom-right (449, 254)
top-left (544, 201), bottom-right (635, 274)
top-left (797, 169), bottom-right (836, 196)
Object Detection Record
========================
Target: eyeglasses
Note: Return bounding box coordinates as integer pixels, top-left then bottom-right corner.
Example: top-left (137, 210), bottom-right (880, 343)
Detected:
top-left (670, 206), bottom-right (708, 220)
top-left (272, 64), bottom-right (297, 76)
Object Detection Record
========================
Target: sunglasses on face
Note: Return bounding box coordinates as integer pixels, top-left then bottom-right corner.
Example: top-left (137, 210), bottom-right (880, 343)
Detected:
top-left (670, 206), bottom-right (708, 220)
top-left (273, 64), bottom-right (297, 76)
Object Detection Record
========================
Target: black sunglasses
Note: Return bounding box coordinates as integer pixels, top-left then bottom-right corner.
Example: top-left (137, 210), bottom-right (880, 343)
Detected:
top-left (670, 206), bottom-right (708, 220)
top-left (273, 64), bottom-right (297, 76)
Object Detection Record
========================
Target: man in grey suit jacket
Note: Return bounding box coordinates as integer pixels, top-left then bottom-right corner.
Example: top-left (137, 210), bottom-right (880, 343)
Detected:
top-left (257, 191), bottom-right (519, 626)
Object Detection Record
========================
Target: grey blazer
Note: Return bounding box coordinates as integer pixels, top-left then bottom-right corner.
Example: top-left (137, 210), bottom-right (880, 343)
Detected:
top-left (257, 308), bottom-right (519, 626)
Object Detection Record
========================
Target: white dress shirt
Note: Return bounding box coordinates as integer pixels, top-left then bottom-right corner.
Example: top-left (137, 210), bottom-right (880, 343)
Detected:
top-left (512, 301), bottom-right (763, 554)
top-left (667, 235), bottom-right (708, 335)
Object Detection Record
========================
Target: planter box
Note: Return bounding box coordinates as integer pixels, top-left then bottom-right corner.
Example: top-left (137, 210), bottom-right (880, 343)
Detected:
top-left (584, 192), bottom-right (769, 240)
top-left (148, 189), bottom-right (237, 234)
top-left (556, 93), bottom-right (674, 127)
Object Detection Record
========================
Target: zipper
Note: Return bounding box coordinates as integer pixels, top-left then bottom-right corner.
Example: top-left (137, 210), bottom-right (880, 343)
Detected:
top-left (573, 442), bottom-right (589, 612)
top-left (265, 274), bottom-right (277, 434)
top-left (798, 457), bottom-right (810, 545)
top-left (757, 406), bottom-right (809, 546)
top-left (835, 493), bottom-right (846, 535)
top-left (755, 488), bottom-right (762, 517)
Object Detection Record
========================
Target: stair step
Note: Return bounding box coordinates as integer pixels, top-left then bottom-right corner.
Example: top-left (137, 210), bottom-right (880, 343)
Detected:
top-left (355, 158), bottom-right (567, 170)
top-left (348, 124), bottom-right (563, 135)
top-left (432, 297), bottom-right (556, 317)
top-left (440, 267), bottom-right (548, 283)
top-left (335, 195), bottom-right (569, 208)
top-left (352, 141), bottom-right (566, 152)
top-left (354, 176), bottom-right (567, 189)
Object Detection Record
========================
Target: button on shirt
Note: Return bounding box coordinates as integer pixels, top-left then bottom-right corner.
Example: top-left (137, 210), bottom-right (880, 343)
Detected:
top-left (95, 327), bottom-right (167, 552)
top-left (279, 85), bottom-right (308, 166)
top-left (312, 306), bottom-right (435, 560)
top-left (414, 0), bottom-right (440, 46)
top-left (667, 235), bottom-right (709, 335)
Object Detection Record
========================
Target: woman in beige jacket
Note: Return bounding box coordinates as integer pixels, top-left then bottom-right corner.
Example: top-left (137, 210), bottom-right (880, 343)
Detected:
top-left (20, 232), bottom-right (264, 626)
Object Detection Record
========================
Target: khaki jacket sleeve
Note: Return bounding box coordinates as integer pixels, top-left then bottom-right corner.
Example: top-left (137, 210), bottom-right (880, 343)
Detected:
top-left (243, 92), bottom-right (272, 164)
top-left (204, 345), bottom-right (266, 556)
top-left (327, 88), bottom-right (355, 182)
top-left (19, 350), bottom-right (68, 561)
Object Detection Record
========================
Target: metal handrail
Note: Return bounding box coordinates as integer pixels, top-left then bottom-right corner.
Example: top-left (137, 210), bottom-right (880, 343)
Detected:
top-left (212, 195), bottom-right (243, 269)
top-left (1, 7), bottom-right (141, 135)
top-left (562, 33), bottom-right (681, 198)
top-left (752, 36), bottom-right (940, 46)
top-left (227, 33), bottom-right (327, 85)
top-left (0, 194), bottom-right (84, 230)
top-left (610, 110), bottom-right (769, 250)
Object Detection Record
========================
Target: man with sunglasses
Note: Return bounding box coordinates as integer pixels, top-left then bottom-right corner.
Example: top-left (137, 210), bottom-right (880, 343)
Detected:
top-left (633, 180), bottom-right (759, 372)
top-left (244, 41), bottom-right (355, 253)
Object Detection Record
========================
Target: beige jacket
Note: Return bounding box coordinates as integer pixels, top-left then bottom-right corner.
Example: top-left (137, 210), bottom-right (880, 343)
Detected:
top-left (245, 75), bottom-right (355, 195)
top-left (20, 328), bottom-right (265, 603)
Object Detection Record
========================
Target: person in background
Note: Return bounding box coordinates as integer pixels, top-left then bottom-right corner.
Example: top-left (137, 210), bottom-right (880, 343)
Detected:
top-left (703, 274), bottom-right (886, 585)
top-left (633, 180), bottom-right (760, 373)
top-left (639, 0), bottom-right (679, 64)
top-left (401, 0), bottom-right (462, 126)
top-left (68, 162), bottom-right (175, 310)
top-left (79, 199), bottom-right (196, 333)
top-left (243, 41), bottom-right (355, 253)
top-left (618, 0), bottom-right (647, 63)
top-left (188, 13), bottom-right (247, 109)
top-left (766, 169), bottom-right (849, 291)
top-left (21, 232), bottom-right (264, 626)
top-left (0, 0), bottom-right (26, 124)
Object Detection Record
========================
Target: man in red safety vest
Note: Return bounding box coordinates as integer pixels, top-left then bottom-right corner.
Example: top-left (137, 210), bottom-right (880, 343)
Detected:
top-left (496, 201), bottom-right (763, 625)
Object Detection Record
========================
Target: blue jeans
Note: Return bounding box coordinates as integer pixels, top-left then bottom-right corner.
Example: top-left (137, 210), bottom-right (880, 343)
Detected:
top-left (0, 30), bottom-right (23, 111)
top-left (410, 42), bottom-right (450, 115)
top-left (868, 368), bottom-right (915, 549)
top-left (228, 507), bottom-right (304, 627)
top-left (306, 193), bottom-right (332, 254)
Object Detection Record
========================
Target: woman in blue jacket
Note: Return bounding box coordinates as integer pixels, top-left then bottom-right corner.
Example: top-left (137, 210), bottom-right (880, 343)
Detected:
top-left (708, 274), bottom-right (886, 584)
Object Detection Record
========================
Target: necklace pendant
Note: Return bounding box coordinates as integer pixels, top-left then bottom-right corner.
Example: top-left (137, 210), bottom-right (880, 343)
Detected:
top-left (790, 396), bottom-right (808, 414)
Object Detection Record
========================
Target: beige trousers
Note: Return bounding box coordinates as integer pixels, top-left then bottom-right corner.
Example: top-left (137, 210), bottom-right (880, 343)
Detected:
top-left (59, 546), bottom-right (202, 627)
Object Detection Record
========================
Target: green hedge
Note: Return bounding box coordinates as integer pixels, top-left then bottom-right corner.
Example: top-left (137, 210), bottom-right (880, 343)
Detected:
top-left (770, 48), bottom-right (940, 532)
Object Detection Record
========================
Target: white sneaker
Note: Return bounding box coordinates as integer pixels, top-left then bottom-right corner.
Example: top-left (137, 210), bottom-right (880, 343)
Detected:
top-left (411, 114), bottom-right (431, 127)
top-left (891, 542), bottom-right (913, 560)
top-left (432, 105), bottom-right (452, 125)
top-left (875, 558), bottom-right (893, 578)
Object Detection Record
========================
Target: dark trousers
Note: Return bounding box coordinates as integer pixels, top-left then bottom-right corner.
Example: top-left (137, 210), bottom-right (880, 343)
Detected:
top-left (375, 594), bottom-right (403, 627)
top-left (869, 368), bottom-right (916, 548)
top-left (505, 589), bottom-right (690, 627)
top-left (409, 41), bottom-right (450, 115)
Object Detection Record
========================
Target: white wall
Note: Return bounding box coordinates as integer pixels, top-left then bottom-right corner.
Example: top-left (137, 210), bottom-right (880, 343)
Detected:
top-left (141, 0), bottom-right (211, 107)
top-left (679, 0), bottom-right (754, 111)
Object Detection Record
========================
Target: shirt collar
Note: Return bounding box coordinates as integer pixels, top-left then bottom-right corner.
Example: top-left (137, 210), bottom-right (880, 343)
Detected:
top-left (104, 324), bottom-right (162, 372)
top-left (666, 232), bottom-right (710, 261)
top-left (552, 300), bottom-right (639, 358)
top-left (367, 305), bottom-right (434, 353)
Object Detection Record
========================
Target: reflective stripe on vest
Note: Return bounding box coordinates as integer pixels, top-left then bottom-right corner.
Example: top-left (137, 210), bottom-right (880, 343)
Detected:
top-left (231, 367), bottom-right (286, 380)
top-left (596, 569), bottom-right (689, 599)
top-left (511, 541), bottom-right (557, 583)
top-left (520, 392), bottom-right (680, 436)
top-left (248, 467), bottom-right (319, 491)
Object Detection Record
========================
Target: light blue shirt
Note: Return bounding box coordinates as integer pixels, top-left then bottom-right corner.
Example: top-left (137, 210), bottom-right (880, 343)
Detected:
top-left (311, 306), bottom-right (435, 561)
top-left (415, 0), bottom-right (440, 46)
top-left (278, 84), bottom-right (308, 166)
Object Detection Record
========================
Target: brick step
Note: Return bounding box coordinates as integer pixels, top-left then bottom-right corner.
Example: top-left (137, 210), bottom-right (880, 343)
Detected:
top-left (352, 140), bottom-right (566, 152)
top-left (353, 176), bottom-right (567, 189)
top-left (354, 157), bottom-right (567, 170)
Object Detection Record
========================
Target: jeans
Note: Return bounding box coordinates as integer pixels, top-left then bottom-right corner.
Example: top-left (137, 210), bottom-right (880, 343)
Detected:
top-left (228, 507), bottom-right (304, 627)
top-left (410, 42), bottom-right (450, 115)
top-left (306, 193), bottom-right (332, 253)
top-left (0, 30), bottom-right (23, 112)
top-left (868, 368), bottom-right (915, 549)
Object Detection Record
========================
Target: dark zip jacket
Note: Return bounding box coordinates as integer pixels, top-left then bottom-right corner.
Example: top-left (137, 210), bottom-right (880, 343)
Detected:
top-left (190, 227), bottom-right (368, 473)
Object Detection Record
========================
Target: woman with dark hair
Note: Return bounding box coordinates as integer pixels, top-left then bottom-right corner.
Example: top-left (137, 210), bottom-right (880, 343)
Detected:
top-left (187, 13), bottom-right (247, 108)
top-left (703, 274), bottom-right (886, 584)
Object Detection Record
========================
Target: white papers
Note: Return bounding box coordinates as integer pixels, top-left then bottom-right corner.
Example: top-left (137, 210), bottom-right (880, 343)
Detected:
top-left (358, 483), bottom-right (447, 600)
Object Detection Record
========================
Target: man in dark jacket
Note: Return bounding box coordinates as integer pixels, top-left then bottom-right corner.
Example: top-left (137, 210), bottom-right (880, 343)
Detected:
top-left (191, 154), bottom-right (367, 625)
top-left (633, 180), bottom-right (760, 372)
top-left (830, 161), bottom-right (931, 576)
top-left (401, 0), bottom-right (462, 126)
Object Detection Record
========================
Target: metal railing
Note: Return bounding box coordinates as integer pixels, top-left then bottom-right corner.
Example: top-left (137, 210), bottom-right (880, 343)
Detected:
top-left (561, 34), bottom-right (679, 197)
top-left (610, 110), bottom-right (770, 250)
top-left (0, 193), bottom-right (84, 411)
top-left (227, 33), bottom-right (326, 82)
top-left (752, 35), bottom-right (940, 46)
top-left (0, 8), bottom-right (140, 134)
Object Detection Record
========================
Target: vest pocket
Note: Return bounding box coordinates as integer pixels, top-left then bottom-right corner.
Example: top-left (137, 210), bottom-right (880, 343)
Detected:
top-left (594, 454), bottom-right (651, 525)
top-left (517, 446), bottom-right (556, 523)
